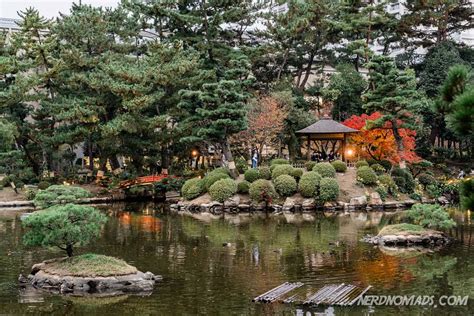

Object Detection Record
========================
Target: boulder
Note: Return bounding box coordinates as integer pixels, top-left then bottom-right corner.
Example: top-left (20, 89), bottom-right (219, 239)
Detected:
top-left (282, 197), bottom-right (296, 212)
top-left (350, 196), bottom-right (367, 206)
top-left (225, 195), bottom-right (240, 207)
top-left (437, 196), bottom-right (449, 205)
top-left (302, 199), bottom-right (315, 210)
top-left (370, 192), bottom-right (383, 205)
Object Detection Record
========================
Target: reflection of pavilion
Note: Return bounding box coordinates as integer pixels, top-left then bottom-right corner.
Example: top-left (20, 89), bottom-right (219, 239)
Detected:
top-left (296, 116), bottom-right (358, 161)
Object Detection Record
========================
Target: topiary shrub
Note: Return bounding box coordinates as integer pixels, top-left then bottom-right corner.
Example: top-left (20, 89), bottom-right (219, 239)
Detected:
top-left (258, 166), bottom-right (271, 180)
top-left (244, 168), bottom-right (260, 183)
top-left (391, 167), bottom-right (415, 193)
top-left (305, 161), bottom-right (317, 171)
top-left (298, 171), bottom-right (322, 198)
top-left (331, 160), bottom-right (347, 173)
top-left (356, 160), bottom-right (369, 168)
top-left (237, 180), bottom-right (250, 194)
top-left (312, 162), bottom-right (336, 178)
top-left (290, 168), bottom-right (304, 181)
top-left (37, 181), bottom-right (51, 190)
top-left (249, 179), bottom-right (278, 203)
top-left (319, 178), bottom-right (339, 203)
top-left (209, 178), bottom-right (237, 203)
top-left (418, 173), bottom-right (437, 188)
top-left (370, 163), bottom-right (385, 175)
top-left (209, 167), bottom-right (230, 176)
top-left (379, 160), bottom-right (392, 172)
top-left (406, 204), bottom-right (456, 230)
top-left (273, 175), bottom-right (297, 197)
top-left (272, 164), bottom-right (294, 180)
top-left (181, 178), bottom-right (204, 200)
top-left (270, 158), bottom-right (290, 166)
top-left (356, 166), bottom-right (377, 185)
top-left (203, 172), bottom-right (230, 191)
top-left (33, 185), bottom-right (92, 208)
top-left (378, 174), bottom-right (398, 195)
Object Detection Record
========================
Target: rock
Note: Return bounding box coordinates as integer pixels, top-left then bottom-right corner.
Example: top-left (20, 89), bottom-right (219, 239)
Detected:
top-left (437, 196), bottom-right (449, 205)
top-left (323, 202), bottom-right (337, 210)
top-left (282, 197), bottom-right (296, 212)
top-left (238, 204), bottom-right (250, 211)
top-left (224, 195), bottom-right (240, 207)
top-left (302, 199), bottom-right (315, 210)
top-left (370, 192), bottom-right (383, 205)
top-left (349, 196), bottom-right (367, 206)
top-left (272, 205), bottom-right (282, 212)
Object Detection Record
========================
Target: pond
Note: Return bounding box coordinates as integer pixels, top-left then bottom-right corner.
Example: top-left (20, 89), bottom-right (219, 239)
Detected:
top-left (0, 204), bottom-right (472, 315)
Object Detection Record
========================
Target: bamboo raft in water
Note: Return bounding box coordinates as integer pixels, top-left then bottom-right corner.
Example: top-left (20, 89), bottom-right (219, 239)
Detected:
top-left (254, 282), bottom-right (372, 307)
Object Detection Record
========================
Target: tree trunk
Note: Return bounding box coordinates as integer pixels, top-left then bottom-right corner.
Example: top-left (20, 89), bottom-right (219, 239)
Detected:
top-left (66, 244), bottom-right (73, 257)
top-left (221, 139), bottom-right (238, 178)
top-left (392, 122), bottom-right (406, 169)
top-left (161, 146), bottom-right (170, 174)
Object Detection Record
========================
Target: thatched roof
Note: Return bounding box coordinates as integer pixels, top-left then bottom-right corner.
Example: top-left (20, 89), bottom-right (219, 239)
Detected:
top-left (296, 116), bottom-right (358, 135)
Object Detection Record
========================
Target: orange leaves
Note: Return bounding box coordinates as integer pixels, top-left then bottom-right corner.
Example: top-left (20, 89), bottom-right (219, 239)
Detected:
top-left (343, 112), bottom-right (420, 164)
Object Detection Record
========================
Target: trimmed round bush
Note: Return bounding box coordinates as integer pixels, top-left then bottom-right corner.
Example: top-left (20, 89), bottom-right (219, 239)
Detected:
top-left (272, 164), bottom-right (294, 180)
top-left (274, 175), bottom-right (297, 197)
top-left (37, 181), bottom-right (51, 190)
top-left (331, 160), bottom-right (347, 173)
top-left (379, 160), bottom-right (392, 172)
top-left (370, 163), bottom-right (385, 175)
top-left (367, 158), bottom-right (378, 166)
top-left (355, 160), bottom-right (369, 168)
top-left (298, 171), bottom-right (322, 198)
top-left (319, 178), bottom-right (339, 203)
top-left (244, 168), bottom-right (260, 183)
top-left (305, 161), bottom-right (317, 171)
top-left (258, 166), bottom-right (271, 180)
top-left (290, 168), bottom-right (304, 181)
top-left (209, 167), bottom-right (230, 176)
top-left (418, 173), bottom-right (437, 188)
top-left (249, 179), bottom-right (278, 203)
top-left (181, 178), bottom-right (204, 200)
top-left (391, 167), bottom-right (415, 193)
top-left (209, 178), bottom-right (237, 203)
top-left (270, 158), bottom-right (290, 166)
top-left (237, 180), bottom-right (250, 194)
top-left (203, 172), bottom-right (230, 191)
top-left (312, 162), bottom-right (336, 178)
top-left (356, 166), bottom-right (378, 185)
top-left (378, 174), bottom-right (397, 195)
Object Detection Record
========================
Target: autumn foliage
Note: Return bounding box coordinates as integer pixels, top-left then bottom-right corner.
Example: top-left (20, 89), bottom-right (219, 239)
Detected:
top-left (343, 112), bottom-right (420, 164)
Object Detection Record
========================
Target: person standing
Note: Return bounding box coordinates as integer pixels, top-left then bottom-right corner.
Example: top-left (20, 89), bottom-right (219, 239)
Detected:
top-left (252, 149), bottom-right (258, 168)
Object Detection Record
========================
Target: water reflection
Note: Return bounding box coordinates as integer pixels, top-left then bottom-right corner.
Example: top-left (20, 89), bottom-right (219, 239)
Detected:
top-left (0, 203), bottom-right (472, 315)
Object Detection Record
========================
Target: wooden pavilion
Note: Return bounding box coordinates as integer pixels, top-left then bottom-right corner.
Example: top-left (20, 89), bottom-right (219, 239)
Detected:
top-left (296, 116), bottom-right (359, 161)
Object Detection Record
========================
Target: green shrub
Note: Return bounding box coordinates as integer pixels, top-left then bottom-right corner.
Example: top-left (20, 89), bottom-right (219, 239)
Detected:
top-left (181, 178), bottom-right (204, 200)
top-left (375, 186), bottom-right (388, 202)
top-left (272, 164), bottom-right (294, 180)
top-left (378, 174), bottom-right (398, 195)
top-left (356, 160), bottom-right (369, 168)
top-left (298, 171), bottom-right (322, 198)
top-left (356, 166), bottom-right (377, 185)
top-left (25, 189), bottom-right (37, 201)
top-left (209, 167), bottom-right (230, 176)
top-left (406, 204), bottom-right (456, 230)
top-left (209, 178), bottom-right (237, 203)
top-left (426, 184), bottom-right (442, 198)
top-left (370, 163), bottom-right (385, 175)
top-left (22, 204), bottom-right (107, 257)
top-left (249, 179), bottom-right (278, 203)
top-left (244, 168), bottom-right (260, 183)
top-left (418, 173), bottom-right (437, 188)
top-left (203, 172), bottom-right (230, 191)
top-left (460, 178), bottom-right (474, 211)
top-left (234, 157), bottom-right (248, 174)
top-left (290, 168), bottom-right (304, 181)
top-left (319, 178), bottom-right (339, 203)
top-left (273, 175), bottom-right (297, 197)
top-left (331, 160), bottom-right (347, 173)
top-left (237, 180), bottom-right (250, 194)
top-left (258, 166), bottom-right (271, 180)
top-left (379, 160), bottom-right (392, 172)
top-left (37, 181), bottom-right (51, 190)
top-left (305, 161), bottom-right (317, 171)
top-left (33, 185), bottom-right (92, 208)
top-left (270, 158), bottom-right (290, 166)
top-left (391, 167), bottom-right (415, 193)
top-left (312, 162), bottom-right (336, 178)
top-left (367, 158), bottom-right (378, 166)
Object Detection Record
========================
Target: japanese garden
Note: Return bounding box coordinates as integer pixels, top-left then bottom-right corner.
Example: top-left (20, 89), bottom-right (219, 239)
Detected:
top-left (0, 0), bottom-right (473, 314)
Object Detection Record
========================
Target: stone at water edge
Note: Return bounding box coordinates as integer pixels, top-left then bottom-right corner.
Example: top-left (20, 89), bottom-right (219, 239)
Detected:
top-left (302, 198), bottom-right (315, 210)
top-left (349, 196), bottom-right (367, 206)
top-left (282, 197), bottom-right (296, 211)
top-left (370, 192), bottom-right (383, 205)
top-left (224, 195), bottom-right (240, 207)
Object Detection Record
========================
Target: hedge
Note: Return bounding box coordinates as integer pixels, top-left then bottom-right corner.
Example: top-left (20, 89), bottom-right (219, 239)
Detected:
top-left (181, 178), bottom-right (204, 200)
top-left (209, 178), bottom-right (237, 203)
top-left (331, 160), bottom-right (347, 173)
top-left (356, 166), bottom-right (378, 185)
top-left (244, 168), bottom-right (260, 183)
top-left (271, 164), bottom-right (294, 180)
top-left (312, 162), bottom-right (336, 178)
top-left (258, 166), bottom-right (271, 180)
top-left (298, 171), bottom-right (322, 198)
top-left (319, 178), bottom-right (339, 203)
top-left (249, 179), bottom-right (278, 203)
top-left (273, 175), bottom-right (297, 197)
top-left (355, 160), bottom-right (369, 168)
top-left (237, 180), bottom-right (250, 194)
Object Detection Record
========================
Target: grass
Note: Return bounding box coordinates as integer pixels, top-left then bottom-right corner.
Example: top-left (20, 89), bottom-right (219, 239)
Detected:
top-left (42, 254), bottom-right (137, 277)
top-left (378, 223), bottom-right (427, 236)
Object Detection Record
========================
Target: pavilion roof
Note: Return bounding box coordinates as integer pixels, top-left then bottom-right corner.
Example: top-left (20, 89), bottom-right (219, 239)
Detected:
top-left (296, 116), bottom-right (358, 135)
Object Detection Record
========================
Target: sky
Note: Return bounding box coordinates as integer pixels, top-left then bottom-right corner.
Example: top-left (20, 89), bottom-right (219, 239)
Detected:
top-left (0, 0), bottom-right (119, 19)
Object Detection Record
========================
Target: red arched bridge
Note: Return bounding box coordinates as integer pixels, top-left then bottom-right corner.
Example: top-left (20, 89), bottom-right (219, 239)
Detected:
top-left (119, 174), bottom-right (175, 189)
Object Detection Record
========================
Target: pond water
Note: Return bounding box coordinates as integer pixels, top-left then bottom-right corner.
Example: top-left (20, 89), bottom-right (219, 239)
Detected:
top-left (0, 204), bottom-right (472, 315)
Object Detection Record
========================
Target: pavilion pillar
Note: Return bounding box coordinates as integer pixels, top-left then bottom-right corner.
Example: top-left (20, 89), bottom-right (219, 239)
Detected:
top-left (306, 136), bottom-right (311, 160)
top-left (342, 135), bottom-right (346, 161)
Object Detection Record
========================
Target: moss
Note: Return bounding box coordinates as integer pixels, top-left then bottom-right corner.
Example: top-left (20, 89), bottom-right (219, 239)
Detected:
top-left (378, 224), bottom-right (427, 236)
top-left (273, 175), bottom-right (297, 197)
top-left (312, 162), bottom-right (336, 178)
top-left (42, 254), bottom-right (137, 277)
top-left (208, 178), bottom-right (237, 203)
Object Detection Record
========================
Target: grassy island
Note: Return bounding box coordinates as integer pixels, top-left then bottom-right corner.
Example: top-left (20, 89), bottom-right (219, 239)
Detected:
top-left (378, 224), bottom-right (428, 236)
